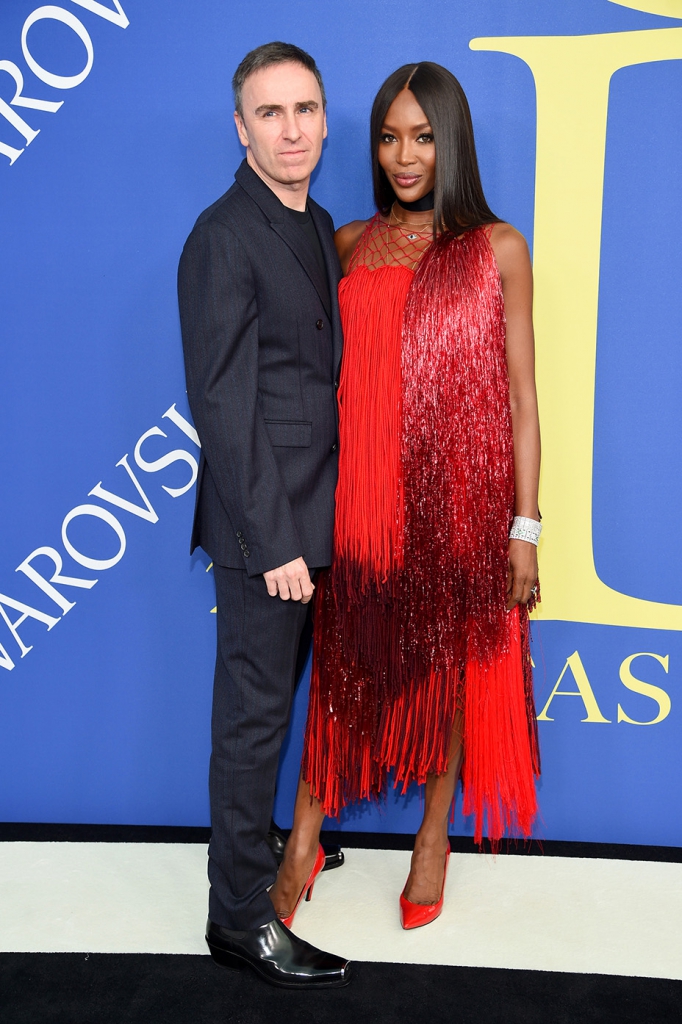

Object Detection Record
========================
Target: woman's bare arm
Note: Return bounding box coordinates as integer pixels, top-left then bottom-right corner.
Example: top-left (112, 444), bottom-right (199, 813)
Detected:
top-left (489, 223), bottom-right (541, 610)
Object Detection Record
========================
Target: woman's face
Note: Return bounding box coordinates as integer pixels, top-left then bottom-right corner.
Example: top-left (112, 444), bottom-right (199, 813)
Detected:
top-left (378, 88), bottom-right (436, 205)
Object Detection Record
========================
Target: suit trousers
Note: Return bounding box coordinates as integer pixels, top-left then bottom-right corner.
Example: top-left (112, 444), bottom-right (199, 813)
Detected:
top-left (208, 564), bottom-right (310, 930)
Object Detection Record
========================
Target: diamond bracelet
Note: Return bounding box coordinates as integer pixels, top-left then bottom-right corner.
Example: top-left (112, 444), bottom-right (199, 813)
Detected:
top-left (509, 516), bottom-right (542, 546)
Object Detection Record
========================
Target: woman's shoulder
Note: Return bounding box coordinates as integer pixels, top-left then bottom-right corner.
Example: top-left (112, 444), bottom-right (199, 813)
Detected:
top-left (485, 222), bottom-right (531, 277)
top-left (335, 219), bottom-right (372, 248)
top-left (486, 221), bottom-right (529, 254)
top-left (334, 218), bottom-right (374, 273)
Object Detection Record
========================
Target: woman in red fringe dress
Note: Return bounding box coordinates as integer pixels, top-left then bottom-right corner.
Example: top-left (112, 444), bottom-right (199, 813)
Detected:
top-left (271, 62), bottom-right (542, 930)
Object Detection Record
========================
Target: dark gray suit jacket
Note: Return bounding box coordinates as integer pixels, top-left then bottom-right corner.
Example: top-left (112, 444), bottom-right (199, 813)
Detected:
top-left (178, 160), bottom-right (343, 576)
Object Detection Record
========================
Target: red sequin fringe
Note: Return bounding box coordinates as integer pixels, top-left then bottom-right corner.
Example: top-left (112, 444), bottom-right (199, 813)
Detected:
top-left (302, 227), bottom-right (540, 843)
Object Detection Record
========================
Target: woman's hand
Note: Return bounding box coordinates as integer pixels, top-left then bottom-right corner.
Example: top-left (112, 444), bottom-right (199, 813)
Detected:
top-left (506, 538), bottom-right (538, 611)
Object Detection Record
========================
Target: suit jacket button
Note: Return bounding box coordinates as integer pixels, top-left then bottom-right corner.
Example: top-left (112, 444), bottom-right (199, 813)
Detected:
top-left (330, 442), bottom-right (338, 453)
top-left (316, 319), bottom-right (324, 330)
top-left (236, 531), bottom-right (243, 538)
top-left (243, 550), bottom-right (250, 558)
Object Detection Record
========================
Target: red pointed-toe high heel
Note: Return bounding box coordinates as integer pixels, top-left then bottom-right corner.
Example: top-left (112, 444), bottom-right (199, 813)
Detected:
top-left (281, 843), bottom-right (326, 929)
top-left (399, 848), bottom-right (450, 930)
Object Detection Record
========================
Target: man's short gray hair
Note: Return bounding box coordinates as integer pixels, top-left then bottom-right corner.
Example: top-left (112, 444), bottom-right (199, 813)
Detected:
top-left (232, 41), bottom-right (327, 117)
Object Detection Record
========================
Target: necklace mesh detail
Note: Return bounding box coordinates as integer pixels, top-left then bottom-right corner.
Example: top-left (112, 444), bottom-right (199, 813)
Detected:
top-left (349, 213), bottom-right (434, 273)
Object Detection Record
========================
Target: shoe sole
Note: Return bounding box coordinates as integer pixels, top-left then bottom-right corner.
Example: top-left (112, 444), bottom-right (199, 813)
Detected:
top-left (400, 910), bottom-right (443, 930)
top-left (206, 940), bottom-right (352, 989)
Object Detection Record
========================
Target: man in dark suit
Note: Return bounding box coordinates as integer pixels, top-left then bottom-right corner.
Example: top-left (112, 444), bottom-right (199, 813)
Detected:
top-left (178, 43), bottom-right (349, 989)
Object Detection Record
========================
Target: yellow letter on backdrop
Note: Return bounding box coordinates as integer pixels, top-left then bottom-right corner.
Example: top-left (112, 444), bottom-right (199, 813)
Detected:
top-left (617, 652), bottom-right (671, 724)
top-left (537, 651), bottom-right (611, 723)
top-left (471, 24), bottom-right (682, 630)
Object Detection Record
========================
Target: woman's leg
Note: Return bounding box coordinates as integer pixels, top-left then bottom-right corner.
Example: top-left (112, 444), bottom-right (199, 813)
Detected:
top-left (403, 711), bottom-right (463, 904)
top-left (269, 773), bottom-right (326, 919)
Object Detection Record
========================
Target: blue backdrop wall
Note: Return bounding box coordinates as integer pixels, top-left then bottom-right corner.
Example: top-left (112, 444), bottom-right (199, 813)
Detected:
top-left (1, 0), bottom-right (681, 844)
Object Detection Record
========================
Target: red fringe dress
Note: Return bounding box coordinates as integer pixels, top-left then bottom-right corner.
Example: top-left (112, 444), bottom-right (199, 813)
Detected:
top-left (301, 215), bottom-right (540, 843)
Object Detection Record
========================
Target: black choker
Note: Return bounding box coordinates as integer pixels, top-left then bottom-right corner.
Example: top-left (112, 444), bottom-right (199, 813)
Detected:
top-left (395, 189), bottom-right (435, 213)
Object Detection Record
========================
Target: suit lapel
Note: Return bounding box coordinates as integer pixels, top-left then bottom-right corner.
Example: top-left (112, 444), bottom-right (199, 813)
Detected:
top-left (269, 217), bottom-right (332, 318)
top-left (235, 160), bottom-right (331, 318)
top-left (309, 199), bottom-right (343, 377)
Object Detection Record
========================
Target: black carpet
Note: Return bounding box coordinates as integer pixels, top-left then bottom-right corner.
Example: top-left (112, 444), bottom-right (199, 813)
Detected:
top-left (2, 822), bottom-right (681, 863)
top-left (1, 953), bottom-right (679, 1024)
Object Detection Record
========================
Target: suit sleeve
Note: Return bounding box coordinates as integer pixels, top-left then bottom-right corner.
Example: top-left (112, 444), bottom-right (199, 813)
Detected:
top-left (178, 218), bottom-right (303, 577)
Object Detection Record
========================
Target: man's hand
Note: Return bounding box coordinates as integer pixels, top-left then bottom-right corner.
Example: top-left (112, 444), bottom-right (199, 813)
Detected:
top-left (506, 538), bottom-right (538, 611)
top-left (264, 557), bottom-right (315, 603)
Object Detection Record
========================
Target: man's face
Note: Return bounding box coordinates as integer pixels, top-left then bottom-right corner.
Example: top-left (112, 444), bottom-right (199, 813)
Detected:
top-left (235, 62), bottom-right (327, 190)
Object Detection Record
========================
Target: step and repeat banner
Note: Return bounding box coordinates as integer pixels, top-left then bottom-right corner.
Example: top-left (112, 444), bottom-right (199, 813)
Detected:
top-left (1, 0), bottom-right (681, 844)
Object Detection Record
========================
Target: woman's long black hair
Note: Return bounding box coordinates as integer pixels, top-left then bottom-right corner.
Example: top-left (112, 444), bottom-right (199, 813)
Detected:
top-left (371, 62), bottom-right (499, 235)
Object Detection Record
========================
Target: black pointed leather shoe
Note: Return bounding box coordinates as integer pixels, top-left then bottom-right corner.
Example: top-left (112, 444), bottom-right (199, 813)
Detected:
top-left (266, 825), bottom-right (345, 872)
top-left (322, 843), bottom-right (345, 872)
top-left (206, 918), bottom-right (351, 989)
